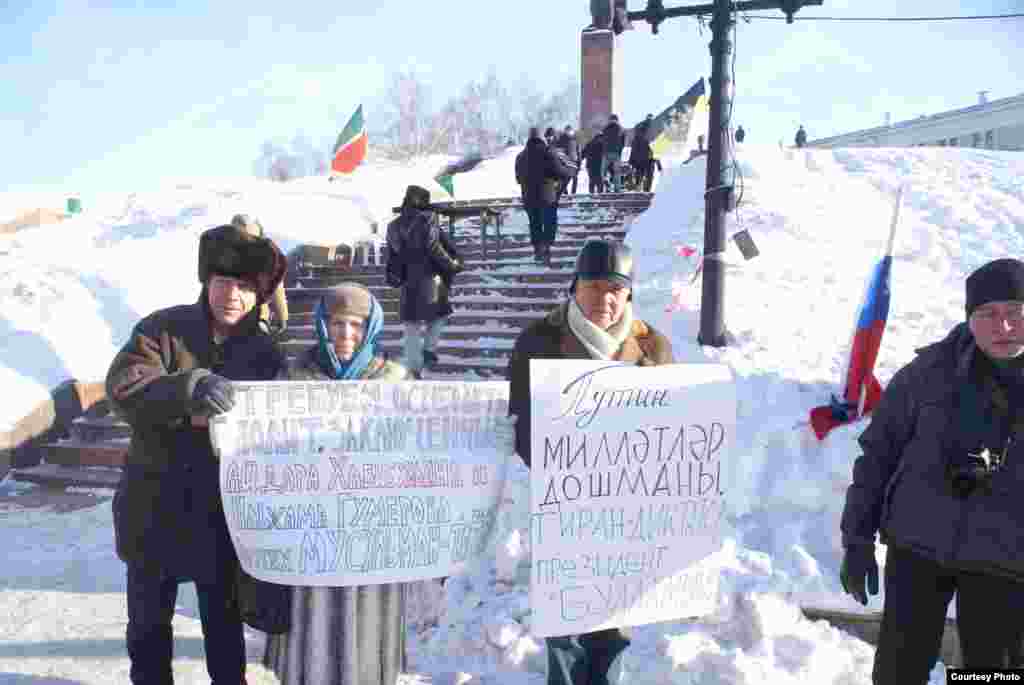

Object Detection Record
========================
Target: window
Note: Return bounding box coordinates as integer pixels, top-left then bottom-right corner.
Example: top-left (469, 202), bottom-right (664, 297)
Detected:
top-left (985, 130), bottom-right (995, 148)
top-left (972, 132), bottom-right (982, 148)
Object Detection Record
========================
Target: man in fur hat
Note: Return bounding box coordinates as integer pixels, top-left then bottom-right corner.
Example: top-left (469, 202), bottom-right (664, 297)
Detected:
top-left (230, 213), bottom-right (289, 338)
top-left (105, 223), bottom-right (287, 684)
top-left (505, 239), bottom-right (674, 685)
top-left (841, 257), bottom-right (1024, 681)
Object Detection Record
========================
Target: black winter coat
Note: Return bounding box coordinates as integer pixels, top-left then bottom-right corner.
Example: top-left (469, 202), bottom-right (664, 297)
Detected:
top-left (602, 122), bottom-right (626, 159)
top-left (555, 132), bottom-right (580, 163)
top-left (384, 208), bottom-right (464, 322)
top-left (629, 122), bottom-right (653, 167)
top-left (515, 138), bottom-right (576, 208)
top-left (581, 137), bottom-right (606, 176)
top-left (106, 299), bottom-right (283, 582)
top-left (841, 323), bottom-right (1024, 582)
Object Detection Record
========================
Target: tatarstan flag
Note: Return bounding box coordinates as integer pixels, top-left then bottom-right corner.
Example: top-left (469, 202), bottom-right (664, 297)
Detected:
top-left (331, 105), bottom-right (367, 175)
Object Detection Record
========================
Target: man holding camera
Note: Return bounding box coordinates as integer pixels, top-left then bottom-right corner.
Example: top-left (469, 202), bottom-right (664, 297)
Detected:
top-left (840, 257), bottom-right (1024, 683)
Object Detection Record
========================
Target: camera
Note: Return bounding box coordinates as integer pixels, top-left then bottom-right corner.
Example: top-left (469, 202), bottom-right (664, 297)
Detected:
top-left (947, 446), bottom-right (1003, 498)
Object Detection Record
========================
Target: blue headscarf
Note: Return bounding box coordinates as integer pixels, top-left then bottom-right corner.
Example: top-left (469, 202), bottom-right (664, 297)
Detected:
top-left (313, 292), bottom-right (384, 380)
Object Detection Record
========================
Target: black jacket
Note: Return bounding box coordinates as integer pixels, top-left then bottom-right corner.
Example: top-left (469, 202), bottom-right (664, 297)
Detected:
top-left (555, 131), bottom-right (580, 163)
top-left (515, 137), bottom-right (576, 208)
top-left (384, 208), bottom-right (464, 322)
top-left (602, 121), bottom-right (626, 159)
top-left (841, 323), bottom-right (1024, 582)
top-left (628, 122), bottom-right (653, 167)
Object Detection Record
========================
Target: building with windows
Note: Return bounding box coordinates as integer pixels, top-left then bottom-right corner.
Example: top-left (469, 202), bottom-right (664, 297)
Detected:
top-left (807, 92), bottom-right (1024, 150)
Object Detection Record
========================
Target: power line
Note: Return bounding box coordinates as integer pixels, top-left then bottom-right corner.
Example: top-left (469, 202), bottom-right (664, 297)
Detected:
top-left (741, 12), bottom-right (1024, 22)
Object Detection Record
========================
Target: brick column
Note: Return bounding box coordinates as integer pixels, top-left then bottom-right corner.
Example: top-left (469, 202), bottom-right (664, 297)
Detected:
top-left (579, 29), bottom-right (622, 145)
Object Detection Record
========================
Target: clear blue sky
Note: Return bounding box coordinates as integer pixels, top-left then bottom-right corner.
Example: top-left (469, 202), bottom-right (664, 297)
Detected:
top-left (3, 0), bottom-right (1022, 194)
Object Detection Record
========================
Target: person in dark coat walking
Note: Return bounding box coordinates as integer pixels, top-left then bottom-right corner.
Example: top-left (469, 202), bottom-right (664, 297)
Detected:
top-left (840, 258), bottom-right (1024, 683)
top-left (262, 282), bottom-right (411, 685)
top-left (628, 115), bottom-right (655, 193)
top-left (601, 115), bottom-right (626, 192)
top-left (506, 239), bottom-right (674, 685)
top-left (794, 125), bottom-right (807, 148)
top-left (384, 185), bottom-right (464, 374)
top-left (555, 125), bottom-right (581, 196)
top-left (515, 127), bottom-right (576, 265)
top-left (735, 125), bottom-right (746, 143)
top-left (581, 131), bottom-right (606, 194)
top-left (106, 223), bottom-right (287, 684)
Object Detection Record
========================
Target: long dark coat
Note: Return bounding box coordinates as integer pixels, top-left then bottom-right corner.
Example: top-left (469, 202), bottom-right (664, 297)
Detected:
top-left (105, 298), bottom-right (283, 582)
top-left (629, 122), bottom-right (653, 168)
top-left (515, 137), bottom-right (576, 208)
top-left (384, 208), bottom-right (464, 323)
top-left (581, 136), bottom-right (606, 177)
top-left (263, 347), bottom-right (409, 685)
top-left (505, 302), bottom-right (674, 468)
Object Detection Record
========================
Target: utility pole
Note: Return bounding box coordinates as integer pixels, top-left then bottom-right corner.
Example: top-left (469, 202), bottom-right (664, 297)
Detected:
top-left (624, 0), bottom-right (823, 346)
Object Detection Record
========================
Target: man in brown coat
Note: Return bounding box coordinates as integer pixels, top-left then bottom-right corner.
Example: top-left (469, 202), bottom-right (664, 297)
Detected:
top-left (105, 224), bottom-right (287, 684)
top-left (506, 238), bottom-right (674, 685)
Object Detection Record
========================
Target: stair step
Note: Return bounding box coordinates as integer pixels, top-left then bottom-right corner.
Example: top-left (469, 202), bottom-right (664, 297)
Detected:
top-left (69, 414), bottom-right (132, 442)
top-left (290, 296), bottom-right (561, 317)
top-left (292, 282), bottom-right (566, 300)
top-left (281, 339), bottom-right (514, 360)
top-left (8, 463), bottom-right (123, 489)
top-left (294, 269), bottom-right (573, 289)
top-left (289, 310), bottom-right (544, 327)
top-left (42, 439), bottom-right (129, 468)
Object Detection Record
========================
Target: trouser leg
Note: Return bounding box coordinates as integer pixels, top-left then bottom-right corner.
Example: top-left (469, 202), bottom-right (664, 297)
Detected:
top-left (956, 569), bottom-right (1024, 668)
top-left (872, 546), bottom-right (955, 685)
top-left (424, 316), bottom-right (446, 353)
top-left (526, 207), bottom-right (544, 247)
top-left (578, 628), bottom-right (631, 685)
top-left (126, 565), bottom-right (178, 685)
top-left (195, 578), bottom-right (246, 684)
top-left (403, 322), bottom-right (423, 373)
top-left (546, 636), bottom-right (588, 685)
top-left (543, 206), bottom-right (559, 246)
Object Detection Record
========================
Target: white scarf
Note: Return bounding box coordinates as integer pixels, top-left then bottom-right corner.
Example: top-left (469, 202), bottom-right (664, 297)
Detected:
top-left (567, 297), bottom-right (633, 360)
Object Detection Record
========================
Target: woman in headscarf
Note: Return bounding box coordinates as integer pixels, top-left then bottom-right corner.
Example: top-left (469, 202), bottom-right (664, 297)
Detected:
top-left (263, 282), bottom-right (409, 685)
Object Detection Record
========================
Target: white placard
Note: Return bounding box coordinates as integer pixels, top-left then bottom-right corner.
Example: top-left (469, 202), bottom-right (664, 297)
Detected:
top-left (211, 380), bottom-right (510, 586)
top-left (528, 361), bottom-right (735, 638)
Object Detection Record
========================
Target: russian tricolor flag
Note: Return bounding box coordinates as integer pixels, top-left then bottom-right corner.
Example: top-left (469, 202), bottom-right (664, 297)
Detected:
top-left (810, 186), bottom-right (903, 440)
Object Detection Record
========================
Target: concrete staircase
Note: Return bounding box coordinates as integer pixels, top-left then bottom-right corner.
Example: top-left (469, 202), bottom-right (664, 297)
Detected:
top-left (7, 193), bottom-right (649, 488)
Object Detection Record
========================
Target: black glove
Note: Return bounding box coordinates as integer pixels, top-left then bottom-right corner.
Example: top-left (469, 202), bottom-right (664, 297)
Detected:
top-left (191, 374), bottom-right (235, 417)
top-left (840, 544), bottom-right (879, 606)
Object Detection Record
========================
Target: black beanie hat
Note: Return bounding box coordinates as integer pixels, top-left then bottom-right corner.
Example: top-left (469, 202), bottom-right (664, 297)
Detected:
top-left (966, 258), bottom-right (1024, 317)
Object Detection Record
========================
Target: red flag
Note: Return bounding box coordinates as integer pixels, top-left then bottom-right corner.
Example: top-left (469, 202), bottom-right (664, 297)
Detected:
top-left (810, 186), bottom-right (903, 440)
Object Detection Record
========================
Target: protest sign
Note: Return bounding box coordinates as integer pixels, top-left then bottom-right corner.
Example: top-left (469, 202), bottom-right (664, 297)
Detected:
top-left (528, 361), bottom-right (735, 638)
top-left (210, 380), bottom-right (510, 586)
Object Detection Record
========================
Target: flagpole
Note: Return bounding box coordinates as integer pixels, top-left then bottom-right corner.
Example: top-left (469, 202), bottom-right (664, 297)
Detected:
top-left (857, 184), bottom-right (904, 418)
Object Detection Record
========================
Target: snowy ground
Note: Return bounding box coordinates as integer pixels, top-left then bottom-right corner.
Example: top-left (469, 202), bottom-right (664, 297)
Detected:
top-left (2, 143), bottom-right (1022, 684)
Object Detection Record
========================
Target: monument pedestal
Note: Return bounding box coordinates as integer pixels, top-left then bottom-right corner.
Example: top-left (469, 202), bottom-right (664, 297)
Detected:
top-left (579, 29), bottom-right (622, 144)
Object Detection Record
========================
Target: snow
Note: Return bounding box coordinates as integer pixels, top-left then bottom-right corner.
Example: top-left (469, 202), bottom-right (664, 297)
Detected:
top-left (2, 143), bottom-right (1023, 684)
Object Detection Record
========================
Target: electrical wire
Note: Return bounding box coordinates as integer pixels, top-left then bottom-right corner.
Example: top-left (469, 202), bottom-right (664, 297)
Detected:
top-left (741, 12), bottom-right (1024, 21)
